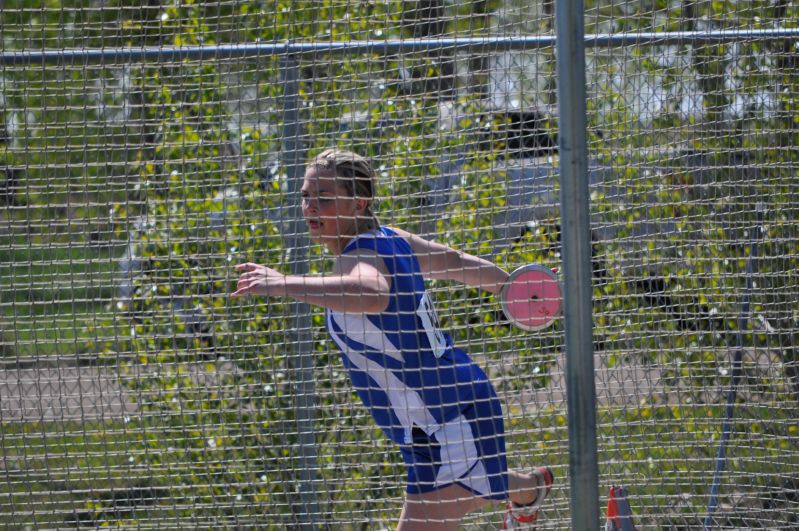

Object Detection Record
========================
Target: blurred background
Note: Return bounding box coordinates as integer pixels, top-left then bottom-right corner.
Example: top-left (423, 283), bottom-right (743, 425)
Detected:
top-left (1, 1), bottom-right (797, 528)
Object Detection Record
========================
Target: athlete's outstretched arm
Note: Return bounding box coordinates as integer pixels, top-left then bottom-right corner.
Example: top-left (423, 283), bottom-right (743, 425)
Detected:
top-left (390, 227), bottom-right (509, 294)
top-left (231, 250), bottom-right (390, 313)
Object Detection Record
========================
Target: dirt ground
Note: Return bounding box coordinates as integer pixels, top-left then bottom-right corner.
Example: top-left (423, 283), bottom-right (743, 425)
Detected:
top-left (0, 364), bottom-right (137, 422)
top-left (0, 349), bottom-right (788, 422)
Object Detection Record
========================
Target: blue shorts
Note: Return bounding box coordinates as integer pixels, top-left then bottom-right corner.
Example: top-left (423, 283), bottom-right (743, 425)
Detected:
top-left (399, 380), bottom-right (509, 501)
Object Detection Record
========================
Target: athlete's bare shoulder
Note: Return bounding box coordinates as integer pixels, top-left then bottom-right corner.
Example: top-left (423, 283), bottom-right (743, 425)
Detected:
top-left (333, 236), bottom-right (390, 277)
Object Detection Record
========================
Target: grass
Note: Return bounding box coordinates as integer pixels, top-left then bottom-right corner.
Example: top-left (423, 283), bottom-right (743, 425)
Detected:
top-left (0, 223), bottom-right (124, 359)
top-left (0, 404), bottom-right (795, 529)
top-left (507, 403), bottom-right (799, 528)
top-left (0, 420), bottom-right (148, 528)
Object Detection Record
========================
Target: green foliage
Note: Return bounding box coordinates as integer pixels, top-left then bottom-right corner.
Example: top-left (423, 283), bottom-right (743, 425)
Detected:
top-left (1, 0), bottom-right (797, 527)
top-left (77, 55), bottom-right (302, 521)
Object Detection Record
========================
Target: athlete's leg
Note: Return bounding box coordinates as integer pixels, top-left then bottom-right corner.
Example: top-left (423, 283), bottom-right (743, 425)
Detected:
top-left (503, 466), bottom-right (555, 528)
top-left (396, 468), bottom-right (547, 530)
top-left (397, 357), bottom-right (550, 528)
top-left (397, 483), bottom-right (491, 530)
top-left (507, 468), bottom-right (545, 506)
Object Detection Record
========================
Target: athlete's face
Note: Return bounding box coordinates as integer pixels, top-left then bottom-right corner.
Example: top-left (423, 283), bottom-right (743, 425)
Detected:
top-left (301, 167), bottom-right (367, 254)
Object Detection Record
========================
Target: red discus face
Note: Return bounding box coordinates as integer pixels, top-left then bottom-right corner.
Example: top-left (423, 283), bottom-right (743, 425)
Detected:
top-left (500, 265), bottom-right (562, 331)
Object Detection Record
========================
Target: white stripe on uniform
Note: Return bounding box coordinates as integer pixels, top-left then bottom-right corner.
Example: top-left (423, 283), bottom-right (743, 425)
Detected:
top-left (328, 311), bottom-right (440, 441)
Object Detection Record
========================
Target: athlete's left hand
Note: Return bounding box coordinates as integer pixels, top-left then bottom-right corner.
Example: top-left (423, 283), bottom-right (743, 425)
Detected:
top-left (230, 262), bottom-right (287, 298)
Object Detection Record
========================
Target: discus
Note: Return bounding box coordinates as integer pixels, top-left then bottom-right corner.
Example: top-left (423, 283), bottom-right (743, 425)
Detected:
top-left (500, 264), bottom-right (562, 331)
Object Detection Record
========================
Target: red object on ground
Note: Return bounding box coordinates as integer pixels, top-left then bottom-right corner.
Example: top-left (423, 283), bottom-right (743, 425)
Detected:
top-left (606, 485), bottom-right (636, 531)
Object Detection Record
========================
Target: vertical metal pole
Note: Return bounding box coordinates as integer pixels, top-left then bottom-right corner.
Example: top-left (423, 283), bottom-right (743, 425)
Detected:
top-left (554, 0), bottom-right (600, 529)
top-left (279, 55), bottom-right (320, 527)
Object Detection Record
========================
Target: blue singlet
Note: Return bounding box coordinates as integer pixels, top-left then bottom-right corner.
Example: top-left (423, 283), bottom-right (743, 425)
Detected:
top-left (325, 227), bottom-right (509, 499)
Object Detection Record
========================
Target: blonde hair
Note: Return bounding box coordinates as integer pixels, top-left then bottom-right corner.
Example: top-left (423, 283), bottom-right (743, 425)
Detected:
top-left (308, 148), bottom-right (379, 227)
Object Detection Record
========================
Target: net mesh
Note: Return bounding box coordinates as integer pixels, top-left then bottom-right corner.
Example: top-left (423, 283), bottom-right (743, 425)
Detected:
top-left (1, 1), bottom-right (798, 528)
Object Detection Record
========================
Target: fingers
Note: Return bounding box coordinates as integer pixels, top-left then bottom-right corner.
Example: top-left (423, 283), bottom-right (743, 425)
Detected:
top-left (230, 281), bottom-right (251, 298)
top-left (235, 262), bottom-right (261, 272)
top-left (230, 268), bottom-right (259, 298)
top-left (231, 263), bottom-right (278, 299)
top-left (231, 263), bottom-right (261, 297)
top-left (230, 286), bottom-right (258, 298)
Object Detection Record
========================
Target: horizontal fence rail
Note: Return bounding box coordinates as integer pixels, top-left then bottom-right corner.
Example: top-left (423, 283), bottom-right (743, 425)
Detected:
top-left (3, 29), bottom-right (799, 65)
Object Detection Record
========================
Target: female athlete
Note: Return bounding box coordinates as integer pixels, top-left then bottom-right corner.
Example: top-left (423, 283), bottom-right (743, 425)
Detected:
top-left (231, 148), bottom-right (553, 530)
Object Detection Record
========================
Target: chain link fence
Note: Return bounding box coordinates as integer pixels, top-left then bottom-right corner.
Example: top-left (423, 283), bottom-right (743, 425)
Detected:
top-left (1, 1), bottom-right (797, 528)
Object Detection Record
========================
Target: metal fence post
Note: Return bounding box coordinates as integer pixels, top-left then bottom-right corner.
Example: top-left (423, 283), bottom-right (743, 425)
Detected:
top-left (554, 0), bottom-right (600, 529)
top-left (279, 55), bottom-right (320, 527)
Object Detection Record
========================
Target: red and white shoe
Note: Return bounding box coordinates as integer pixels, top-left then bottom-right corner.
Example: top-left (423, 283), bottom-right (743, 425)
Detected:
top-left (502, 467), bottom-right (554, 530)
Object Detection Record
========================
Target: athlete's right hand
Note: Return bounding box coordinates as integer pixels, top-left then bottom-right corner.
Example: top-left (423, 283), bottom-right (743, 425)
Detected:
top-left (230, 262), bottom-right (288, 298)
